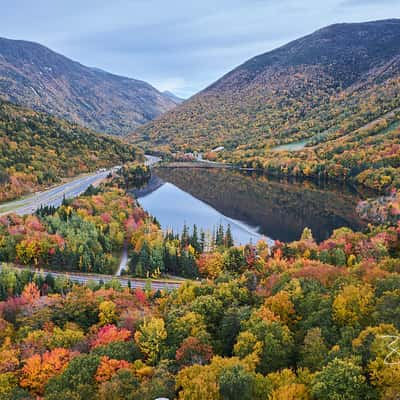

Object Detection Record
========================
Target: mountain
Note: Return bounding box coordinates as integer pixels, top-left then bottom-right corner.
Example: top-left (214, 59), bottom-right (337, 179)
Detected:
top-left (132, 19), bottom-right (400, 192)
top-left (0, 100), bottom-right (140, 202)
top-left (0, 37), bottom-right (177, 135)
top-left (163, 90), bottom-right (185, 104)
top-left (133, 19), bottom-right (400, 151)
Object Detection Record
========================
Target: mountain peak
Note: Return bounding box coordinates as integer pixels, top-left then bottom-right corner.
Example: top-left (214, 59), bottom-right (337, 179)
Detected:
top-left (209, 18), bottom-right (400, 91)
top-left (163, 90), bottom-right (185, 104)
top-left (0, 37), bottom-right (177, 135)
top-left (133, 19), bottom-right (400, 154)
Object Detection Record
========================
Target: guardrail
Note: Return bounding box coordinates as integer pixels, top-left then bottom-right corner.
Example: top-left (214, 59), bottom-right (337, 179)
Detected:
top-left (0, 264), bottom-right (183, 291)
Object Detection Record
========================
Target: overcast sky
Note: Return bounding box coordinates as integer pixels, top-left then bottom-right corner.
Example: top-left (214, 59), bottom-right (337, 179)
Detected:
top-left (1, 0), bottom-right (399, 97)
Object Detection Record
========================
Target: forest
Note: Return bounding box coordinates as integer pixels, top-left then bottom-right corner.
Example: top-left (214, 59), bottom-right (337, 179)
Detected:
top-left (0, 179), bottom-right (399, 399)
top-left (0, 187), bottom-right (148, 275)
top-left (1, 17), bottom-right (400, 400)
top-left (133, 49), bottom-right (400, 195)
top-left (0, 180), bottom-right (234, 278)
top-left (0, 100), bottom-right (140, 203)
top-left (232, 105), bottom-right (400, 194)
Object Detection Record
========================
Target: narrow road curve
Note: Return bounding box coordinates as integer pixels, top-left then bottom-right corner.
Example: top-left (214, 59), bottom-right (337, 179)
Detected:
top-left (116, 242), bottom-right (129, 276)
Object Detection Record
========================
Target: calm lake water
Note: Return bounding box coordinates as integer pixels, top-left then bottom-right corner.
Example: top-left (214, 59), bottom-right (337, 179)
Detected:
top-left (135, 167), bottom-right (370, 245)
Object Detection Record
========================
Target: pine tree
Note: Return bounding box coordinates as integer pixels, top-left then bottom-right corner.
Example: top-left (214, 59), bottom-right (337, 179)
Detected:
top-left (225, 224), bottom-right (234, 248)
top-left (200, 230), bottom-right (206, 252)
top-left (139, 241), bottom-right (151, 274)
top-left (211, 228), bottom-right (216, 251)
top-left (50, 248), bottom-right (65, 270)
top-left (191, 224), bottom-right (201, 253)
top-left (216, 224), bottom-right (225, 246)
top-left (181, 223), bottom-right (189, 247)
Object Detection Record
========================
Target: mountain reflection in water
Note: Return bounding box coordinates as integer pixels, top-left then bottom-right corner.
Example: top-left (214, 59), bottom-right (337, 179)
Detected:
top-left (136, 167), bottom-right (369, 244)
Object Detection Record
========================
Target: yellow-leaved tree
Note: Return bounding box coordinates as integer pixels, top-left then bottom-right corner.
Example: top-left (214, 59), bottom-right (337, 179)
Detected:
top-left (134, 317), bottom-right (167, 365)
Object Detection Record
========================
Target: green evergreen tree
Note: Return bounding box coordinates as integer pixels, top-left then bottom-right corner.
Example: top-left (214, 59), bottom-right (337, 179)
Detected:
top-left (200, 230), bottom-right (206, 252)
top-left (225, 224), bottom-right (234, 248)
top-left (190, 224), bottom-right (201, 253)
top-left (181, 223), bottom-right (189, 247)
top-left (139, 241), bottom-right (151, 274)
top-left (216, 224), bottom-right (225, 246)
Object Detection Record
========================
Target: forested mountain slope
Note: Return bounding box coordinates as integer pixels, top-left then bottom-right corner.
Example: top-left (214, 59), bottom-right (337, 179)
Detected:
top-left (253, 106), bottom-right (400, 192)
top-left (0, 100), bottom-right (140, 202)
top-left (133, 20), bottom-right (400, 191)
top-left (0, 37), bottom-right (176, 135)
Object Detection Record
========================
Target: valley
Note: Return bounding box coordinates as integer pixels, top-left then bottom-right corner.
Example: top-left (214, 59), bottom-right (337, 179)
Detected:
top-left (0, 12), bottom-right (399, 400)
top-left (134, 20), bottom-right (400, 194)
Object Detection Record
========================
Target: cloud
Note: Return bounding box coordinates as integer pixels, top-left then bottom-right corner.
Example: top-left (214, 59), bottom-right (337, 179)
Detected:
top-left (153, 78), bottom-right (186, 94)
top-left (54, 0), bottom-right (308, 96)
top-left (341, 0), bottom-right (400, 6)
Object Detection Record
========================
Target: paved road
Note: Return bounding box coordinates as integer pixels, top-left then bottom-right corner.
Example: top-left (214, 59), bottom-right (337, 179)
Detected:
top-left (1, 264), bottom-right (182, 291)
top-left (116, 243), bottom-right (129, 276)
top-left (0, 169), bottom-right (116, 216)
top-left (196, 153), bottom-right (221, 164)
top-left (0, 156), bottom-right (181, 290)
top-left (0, 160), bottom-right (183, 291)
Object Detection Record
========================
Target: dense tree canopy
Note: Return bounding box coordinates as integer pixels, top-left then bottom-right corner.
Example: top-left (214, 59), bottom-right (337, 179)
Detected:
top-left (0, 100), bottom-right (140, 202)
top-left (0, 184), bottom-right (398, 399)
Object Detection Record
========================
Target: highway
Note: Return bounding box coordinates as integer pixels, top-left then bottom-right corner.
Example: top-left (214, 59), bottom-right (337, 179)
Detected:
top-left (0, 159), bottom-right (183, 291)
top-left (0, 264), bottom-right (182, 291)
top-left (0, 169), bottom-right (115, 216)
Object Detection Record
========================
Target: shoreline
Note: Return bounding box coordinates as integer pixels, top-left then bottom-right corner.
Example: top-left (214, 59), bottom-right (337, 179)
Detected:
top-left (157, 160), bottom-right (377, 200)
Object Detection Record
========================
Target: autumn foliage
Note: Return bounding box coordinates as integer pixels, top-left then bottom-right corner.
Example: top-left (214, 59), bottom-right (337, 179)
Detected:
top-left (95, 356), bottom-right (131, 383)
top-left (20, 348), bottom-right (75, 395)
top-left (0, 187), bottom-right (398, 399)
top-left (91, 325), bottom-right (131, 349)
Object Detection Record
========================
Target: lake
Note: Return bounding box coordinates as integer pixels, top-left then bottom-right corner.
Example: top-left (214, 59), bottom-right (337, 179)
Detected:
top-left (135, 167), bottom-right (370, 245)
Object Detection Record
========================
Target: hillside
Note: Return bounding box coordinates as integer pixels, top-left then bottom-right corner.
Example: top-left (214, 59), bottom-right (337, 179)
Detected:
top-left (0, 37), bottom-right (176, 135)
top-left (254, 106), bottom-right (400, 192)
top-left (133, 19), bottom-right (400, 190)
top-left (163, 90), bottom-right (185, 104)
top-left (0, 100), bottom-right (140, 202)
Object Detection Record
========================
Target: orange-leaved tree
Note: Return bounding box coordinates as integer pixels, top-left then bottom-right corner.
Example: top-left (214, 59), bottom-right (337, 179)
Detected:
top-left (20, 348), bottom-right (75, 396)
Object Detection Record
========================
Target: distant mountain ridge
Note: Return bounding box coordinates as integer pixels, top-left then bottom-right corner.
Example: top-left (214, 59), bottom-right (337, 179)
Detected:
top-left (163, 91), bottom-right (185, 104)
top-left (0, 37), bottom-right (177, 135)
top-left (212, 19), bottom-right (400, 90)
top-left (133, 19), bottom-right (400, 154)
